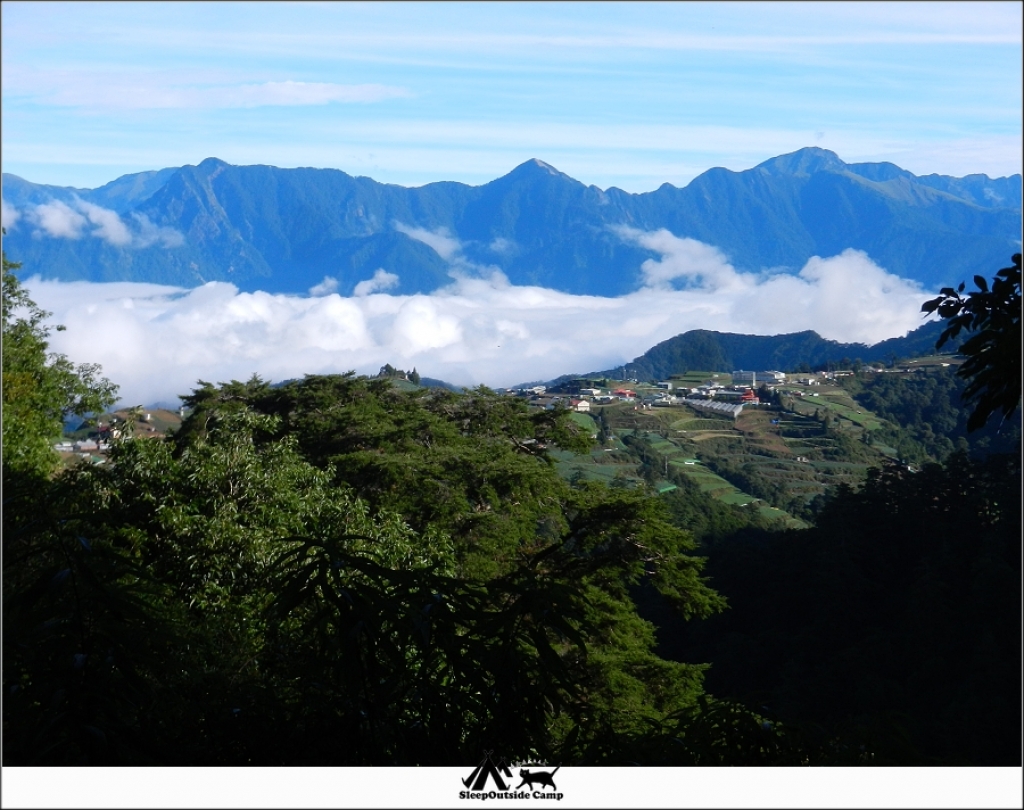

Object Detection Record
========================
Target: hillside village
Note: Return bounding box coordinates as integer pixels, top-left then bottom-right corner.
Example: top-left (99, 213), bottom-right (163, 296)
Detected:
top-left (56, 407), bottom-right (184, 467)
top-left (498, 355), bottom-right (969, 526)
top-left (54, 355), bottom-right (967, 528)
top-left (512, 359), bottom-right (956, 416)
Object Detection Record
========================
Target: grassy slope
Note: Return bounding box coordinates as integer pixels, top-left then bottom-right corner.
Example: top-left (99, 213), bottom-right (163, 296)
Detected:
top-left (549, 385), bottom-right (903, 525)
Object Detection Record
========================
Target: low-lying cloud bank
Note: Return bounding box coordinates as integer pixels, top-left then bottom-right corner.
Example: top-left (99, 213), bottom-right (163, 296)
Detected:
top-left (23, 230), bottom-right (935, 408)
top-left (2, 196), bottom-right (184, 248)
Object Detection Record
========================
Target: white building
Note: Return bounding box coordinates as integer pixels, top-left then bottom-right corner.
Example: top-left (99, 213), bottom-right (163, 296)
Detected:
top-left (681, 398), bottom-right (745, 419)
top-left (732, 370), bottom-right (786, 386)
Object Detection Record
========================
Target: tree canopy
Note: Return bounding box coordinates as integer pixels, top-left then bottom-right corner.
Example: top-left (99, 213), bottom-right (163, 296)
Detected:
top-left (922, 253), bottom-right (1022, 431)
top-left (2, 243), bottom-right (118, 478)
top-left (4, 369), bottom-right (746, 765)
top-left (661, 451), bottom-right (1021, 765)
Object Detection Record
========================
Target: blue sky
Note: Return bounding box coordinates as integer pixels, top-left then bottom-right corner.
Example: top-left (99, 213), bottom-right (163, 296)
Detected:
top-left (2, 1), bottom-right (1021, 191)
top-left (2, 1), bottom-right (1022, 407)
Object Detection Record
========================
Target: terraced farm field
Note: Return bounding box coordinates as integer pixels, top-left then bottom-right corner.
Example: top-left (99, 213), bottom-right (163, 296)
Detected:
top-left (547, 381), bottom-right (907, 526)
top-left (594, 397), bottom-right (894, 521)
top-left (688, 431), bottom-right (744, 441)
top-left (549, 447), bottom-right (643, 486)
top-left (568, 366), bottom-right (979, 524)
top-left (669, 461), bottom-right (800, 524)
top-left (671, 418), bottom-right (735, 431)
top-left (569, 412), bottom-right (599, 434)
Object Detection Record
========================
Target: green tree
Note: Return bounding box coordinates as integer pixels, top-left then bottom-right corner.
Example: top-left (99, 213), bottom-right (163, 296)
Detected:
top-left (2, 245), bottom-right (118, 478)
top-left (3, 407), bottom-right (457, 764)
top-left (668, 452), bottom-right (1021, 765)
top-left (841, 365), bottom-right (1018, 462)
top-left (922, 253), bottom-right (1022, 431)
top-left (5, 374), bottom-right (731, 765)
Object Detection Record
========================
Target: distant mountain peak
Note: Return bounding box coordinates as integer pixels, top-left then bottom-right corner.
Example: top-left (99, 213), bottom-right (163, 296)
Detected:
top-left (3, 149), bottom-right (1018, 299)
top-left (756, 147), bottom-right (847, 177)
top-left (505, 158), bottom-right (568, 179)
top-left (529, 158), bottom-right (560, 173)
top-left (197, 157), bottom-right (230, 171)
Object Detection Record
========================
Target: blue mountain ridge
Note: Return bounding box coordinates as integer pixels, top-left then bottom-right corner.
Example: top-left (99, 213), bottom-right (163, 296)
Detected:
top-left (2, 147), bottom-right (1020, 296)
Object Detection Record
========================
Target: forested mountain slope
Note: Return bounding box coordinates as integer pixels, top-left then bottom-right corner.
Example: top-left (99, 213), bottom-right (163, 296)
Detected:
top-left (591, 320), bottom-right (959, 381)
top-left (3, 147), bottom-right (1019, 295)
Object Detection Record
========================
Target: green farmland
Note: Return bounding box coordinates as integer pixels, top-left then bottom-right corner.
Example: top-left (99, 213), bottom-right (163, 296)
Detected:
top-left (572, 393), bottom-right (900, 524)
top-left (548, 364), bottom-right (972, 526)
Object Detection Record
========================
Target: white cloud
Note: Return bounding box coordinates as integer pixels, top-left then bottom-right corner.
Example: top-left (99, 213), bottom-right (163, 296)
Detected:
top-left (131, 213), bottom-right (185, 248)
top-left (615, 227), bottom-right (930, 342)
top-left (615, 226), bottom-right (747, 292)
top-left (309, 276), bottom-right (339, 296)
top-left (22, 230), bottom-right (936, 409)
top-left (76, 199), bottom-right (133, 246)
top-left (394, 222), bottom-right (462, 261)
top-left (229, 81), bottom-right (410, 108)
top-left (353, 268), bottom-right (400, 296)
top-left (488, 237), bottom-right (515, 255)
top-left (390, 297), bottom-right (462, 353)
top-left (393, 222), bottom-right (511, 285)
top-left (30, 200), bottom-right (88, 239)
top-left (1, 198), bottom-right (21, 230)
top-left (15, 199), bottom-right (184, 248)
top-left (4, 66), bottom-right (412, 111)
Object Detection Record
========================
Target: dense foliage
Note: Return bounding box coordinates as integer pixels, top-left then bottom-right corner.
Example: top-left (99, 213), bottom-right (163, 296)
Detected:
top-left (839, 365), bottom-right (1021, 463)
top-left (2, 246), bottom-right (117, 479)
top-left (661, 452), bottom-right (1022, 765)
top-left (8, 366), bottom-right (779, 765)
top-left (922, 253), bottom-right (1022, 431)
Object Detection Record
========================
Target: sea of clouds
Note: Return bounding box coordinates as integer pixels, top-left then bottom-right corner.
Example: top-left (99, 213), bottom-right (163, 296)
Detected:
top-left (5, 197), bottom-right (935, 407)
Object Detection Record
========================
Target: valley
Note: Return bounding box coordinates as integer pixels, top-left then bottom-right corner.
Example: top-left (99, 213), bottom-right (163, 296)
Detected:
top-left (4, 0), bottom-right (1020, 780)
top-left (530, 354), bottom-right (1004, 528)
top-left (63, 350), bottom-right (1019, 537)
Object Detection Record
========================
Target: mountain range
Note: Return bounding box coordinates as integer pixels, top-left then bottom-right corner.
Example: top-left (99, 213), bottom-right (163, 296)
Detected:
top-left (2, 147), bottom-right (1020, 296)
top-left (583, 319), bottom-right (958, 384)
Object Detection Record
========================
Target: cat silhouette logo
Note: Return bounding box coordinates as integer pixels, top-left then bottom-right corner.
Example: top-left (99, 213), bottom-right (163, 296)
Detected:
top-left (514, 766), bottom-right (560, 791)
top-left (460, 752), bottom-right (564, 801)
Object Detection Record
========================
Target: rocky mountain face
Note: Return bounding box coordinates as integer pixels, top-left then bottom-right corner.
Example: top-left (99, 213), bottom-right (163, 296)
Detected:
top-left (2, 147), bottom-right (1020, 295)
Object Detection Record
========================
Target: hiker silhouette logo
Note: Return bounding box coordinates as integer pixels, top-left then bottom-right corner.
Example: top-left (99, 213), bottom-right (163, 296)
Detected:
top-left (459, 752), bottom-right (565, 801)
